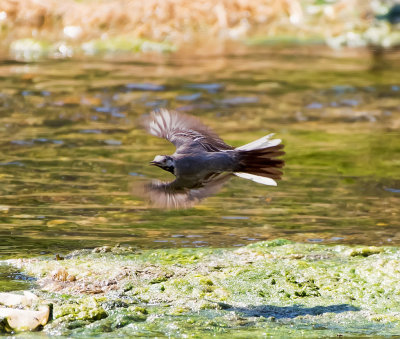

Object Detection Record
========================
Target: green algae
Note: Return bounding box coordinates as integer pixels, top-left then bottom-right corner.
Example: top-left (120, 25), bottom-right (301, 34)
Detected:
top-left (53, 297), bottom-right (107, 322)
top-left (5, 240), bottom-right (400, 337)
top-left (347, 246), bottom-right (383, 257)
top-left (82, 37), bottom-right (176, 55)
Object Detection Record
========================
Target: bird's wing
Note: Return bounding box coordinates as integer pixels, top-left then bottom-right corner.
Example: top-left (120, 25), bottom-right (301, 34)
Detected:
top-left (143, 109), bottom-right (233, 153)
top-left (133, 173), bottom-right (232, 209)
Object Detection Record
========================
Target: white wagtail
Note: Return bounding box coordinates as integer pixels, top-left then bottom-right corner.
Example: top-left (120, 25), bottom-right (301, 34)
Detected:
top-left (140, 109), bottom-right (284, 208)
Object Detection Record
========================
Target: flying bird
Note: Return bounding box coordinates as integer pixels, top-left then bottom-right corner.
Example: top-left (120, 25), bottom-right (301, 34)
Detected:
top-left (139, 109), bottom-right (284, 209)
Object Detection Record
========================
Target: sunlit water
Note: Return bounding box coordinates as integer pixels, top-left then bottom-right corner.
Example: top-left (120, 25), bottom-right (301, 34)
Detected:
top-left (0, 47), bottom-right (399, 261)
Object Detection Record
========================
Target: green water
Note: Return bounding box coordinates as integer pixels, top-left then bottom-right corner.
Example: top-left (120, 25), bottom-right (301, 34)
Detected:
top-left (0, 47), bottom-right (399, 260)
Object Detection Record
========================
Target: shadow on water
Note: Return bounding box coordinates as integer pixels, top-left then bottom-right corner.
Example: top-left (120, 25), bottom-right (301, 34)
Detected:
top-left (231, 304), bottom-right (360, 319)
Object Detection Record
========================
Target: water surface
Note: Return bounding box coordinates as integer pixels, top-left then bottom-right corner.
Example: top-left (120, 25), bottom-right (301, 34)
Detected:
top-left (0, 47), bottom-right (399, 258)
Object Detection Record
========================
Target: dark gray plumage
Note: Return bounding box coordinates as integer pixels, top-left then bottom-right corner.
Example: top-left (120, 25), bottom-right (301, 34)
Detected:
top-left (140, 109), bottom-right (284, 209)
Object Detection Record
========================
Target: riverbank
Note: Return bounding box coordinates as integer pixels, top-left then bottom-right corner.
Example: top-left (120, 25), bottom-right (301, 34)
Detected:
top-left (3, 239), bottom-right (400, 336)
top-left (1, 0), bottom-right (399, 59)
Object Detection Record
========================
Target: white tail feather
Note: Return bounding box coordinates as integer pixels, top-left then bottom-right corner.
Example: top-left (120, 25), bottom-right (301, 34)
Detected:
top-left (234, 172), bottom-right (277, 186)
top-left (236, 133), bottom-right (281, 151)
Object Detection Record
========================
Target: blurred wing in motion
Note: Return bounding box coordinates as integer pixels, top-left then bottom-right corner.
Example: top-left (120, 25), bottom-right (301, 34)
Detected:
top-left (132, 173), bottom-right (232, 209)
top-left (142, 109), bottom-right (233, 153)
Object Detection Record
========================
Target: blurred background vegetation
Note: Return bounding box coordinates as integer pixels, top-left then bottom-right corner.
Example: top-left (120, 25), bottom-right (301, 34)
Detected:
top-left (0, 0), bottom-right (399, 59)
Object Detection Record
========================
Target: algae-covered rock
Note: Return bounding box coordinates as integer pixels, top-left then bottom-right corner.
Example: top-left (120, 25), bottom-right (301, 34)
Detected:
top-left (346, 246), bottom-right (383, 257)
top-left (53, 296), bottom-right (107, 322)
top-left (7, 240), bottom-right (400, 337)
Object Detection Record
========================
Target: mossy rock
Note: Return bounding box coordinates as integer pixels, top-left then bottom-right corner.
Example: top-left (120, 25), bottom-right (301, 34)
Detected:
top-left (8, 240), bottom-right (400, 337)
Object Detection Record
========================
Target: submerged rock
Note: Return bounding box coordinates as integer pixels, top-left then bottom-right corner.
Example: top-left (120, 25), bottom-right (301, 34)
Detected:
top-left (6, 240), bottom-right (400, 337)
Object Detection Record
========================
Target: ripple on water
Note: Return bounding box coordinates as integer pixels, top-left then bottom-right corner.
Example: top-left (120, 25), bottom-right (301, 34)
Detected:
top-left (125, 83), bottom-right (165, 91)
top-left (384, 187), bottom-right (400, 193)
top-left (0, 49), bottom-right (399, 257)
top-left (176, 92), bottom-right (202, 101)
top-left (185, 83), bottom-right (224, 93)
top-left (0, 264), bottom-right (36, 292)
top-left (218, 96), bottom-right (259, 106)
top-left (79, 129), bottom-right (102, 134)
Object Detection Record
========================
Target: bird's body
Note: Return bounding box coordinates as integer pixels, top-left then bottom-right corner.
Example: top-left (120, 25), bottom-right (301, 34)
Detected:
top-left (141, 109), bottom-right (284, 208)
top-left (173, 151), bottom-right (236, 178)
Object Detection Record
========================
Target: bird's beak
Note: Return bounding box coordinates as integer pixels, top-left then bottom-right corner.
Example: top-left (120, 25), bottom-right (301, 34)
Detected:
top-left (149, 161), bottom-right (159, 166)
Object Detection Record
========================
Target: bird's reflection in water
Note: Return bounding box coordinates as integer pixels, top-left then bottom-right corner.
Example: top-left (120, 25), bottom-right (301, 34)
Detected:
top-left (132, 172), bottom-right (232, 209)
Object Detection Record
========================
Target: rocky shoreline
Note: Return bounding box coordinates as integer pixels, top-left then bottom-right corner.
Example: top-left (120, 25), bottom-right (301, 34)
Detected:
top-left (2, 239), bottom-right (400, 336)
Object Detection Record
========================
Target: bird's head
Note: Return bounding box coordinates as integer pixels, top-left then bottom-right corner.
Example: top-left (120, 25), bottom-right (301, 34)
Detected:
top-left (150, 155), bottom-right (175, 174)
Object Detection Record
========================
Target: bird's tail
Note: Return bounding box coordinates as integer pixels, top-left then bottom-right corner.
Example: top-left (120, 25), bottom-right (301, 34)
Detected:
top-left (234, 134), bottom-right (285, 186)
